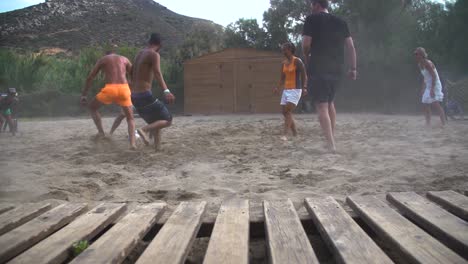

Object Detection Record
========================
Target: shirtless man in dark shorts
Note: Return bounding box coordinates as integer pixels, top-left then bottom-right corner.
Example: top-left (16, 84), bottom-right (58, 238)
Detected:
top-left (81, 51), bottom-right (136, 149)
top-left (131, 33), bottom-right (175, 150)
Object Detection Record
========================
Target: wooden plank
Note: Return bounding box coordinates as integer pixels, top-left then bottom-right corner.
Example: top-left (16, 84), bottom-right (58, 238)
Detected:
top-left (387, 192), bottom-right (468, 257)
top-left (136, 201), bottom-right (206, 264)
top-left (427, 190), bottom-right (468, 221)
top-left (0, 203), bottom-right (87, 263)
top-left (263, 199), bottom-right (319, 264)
top-left (70, 203), bottom-right (166, 264)
top-left (347, 195), bottom-right (467, 264)
top-left (0, 204), bottom-right (14, 215)
top-left (203, 199), bottom-right (249, 264)
top-left (305, 197), bottom-right (393, 264)
top-left (0, 203), bottom-right (51, 236)
top-left (10, 203), bottom-right (126, 264)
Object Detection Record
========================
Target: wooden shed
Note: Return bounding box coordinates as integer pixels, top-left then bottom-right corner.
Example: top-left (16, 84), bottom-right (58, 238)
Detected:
top-left (184, 48), bottom-right (283, 114)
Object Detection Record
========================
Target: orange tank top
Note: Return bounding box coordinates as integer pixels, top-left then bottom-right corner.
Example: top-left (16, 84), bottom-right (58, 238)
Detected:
top-left (283, 56), bottom-right (301, 89)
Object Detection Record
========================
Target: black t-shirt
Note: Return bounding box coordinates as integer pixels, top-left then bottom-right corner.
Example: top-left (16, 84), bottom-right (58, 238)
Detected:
top-left (302, 12), bottom-right (351, 77)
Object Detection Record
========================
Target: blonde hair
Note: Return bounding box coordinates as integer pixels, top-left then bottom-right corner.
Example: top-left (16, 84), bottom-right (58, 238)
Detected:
top-left (415, 47), bottom-right (428, 59)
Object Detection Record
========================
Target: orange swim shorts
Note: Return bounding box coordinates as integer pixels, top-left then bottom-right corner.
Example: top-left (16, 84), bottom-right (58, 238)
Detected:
top-left (96, 84), bottom-right (132, 107)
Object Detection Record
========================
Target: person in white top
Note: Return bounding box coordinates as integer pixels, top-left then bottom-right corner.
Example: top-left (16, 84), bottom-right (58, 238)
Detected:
top-left (414, 47), bottom-right (446, 126)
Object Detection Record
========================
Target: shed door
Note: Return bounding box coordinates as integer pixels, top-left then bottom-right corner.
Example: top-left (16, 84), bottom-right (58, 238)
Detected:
top-left (220, 62), bottom-right (235, 113)
top-left (235, 62), bottom-right (253, 113)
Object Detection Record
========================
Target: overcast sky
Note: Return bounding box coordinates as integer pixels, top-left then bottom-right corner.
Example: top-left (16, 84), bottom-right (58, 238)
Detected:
top-left (0, 0), bottom-right (271, 27)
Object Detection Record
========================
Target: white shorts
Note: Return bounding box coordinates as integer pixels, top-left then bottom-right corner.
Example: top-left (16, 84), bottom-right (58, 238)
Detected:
top-left (280, 89), bottom-right (302, 106)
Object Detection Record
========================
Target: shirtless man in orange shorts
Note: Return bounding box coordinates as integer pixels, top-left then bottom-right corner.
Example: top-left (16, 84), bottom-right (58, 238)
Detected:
top-left (81, 51), bottom-right (137, 149)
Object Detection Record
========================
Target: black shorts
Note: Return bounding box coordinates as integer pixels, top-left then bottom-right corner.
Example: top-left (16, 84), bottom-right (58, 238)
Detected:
top-left (308, 75), bottom-right (341, 104)
top-left (131, 91), bottom-right (172, 124)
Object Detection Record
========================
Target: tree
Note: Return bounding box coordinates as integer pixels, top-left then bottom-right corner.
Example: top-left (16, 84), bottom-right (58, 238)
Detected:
top-left (174, 26), bottom-right (224, 63)
top-left (224, 19), bottom-right (267, 49)
top-left (443, 0), bottom-right (468, 72)
top-left (262, 0), bottom-right (310, 47)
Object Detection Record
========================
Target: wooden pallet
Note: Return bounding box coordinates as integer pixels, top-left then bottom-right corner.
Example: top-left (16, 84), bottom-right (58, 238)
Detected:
top-left (0, 190), bottom-right (467, 264)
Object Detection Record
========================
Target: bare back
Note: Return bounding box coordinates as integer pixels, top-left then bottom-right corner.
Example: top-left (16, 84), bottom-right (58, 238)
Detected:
top-left (131, 49), bottom-right (158, 93)
top-left (99, 54), bottom-right (131, 84)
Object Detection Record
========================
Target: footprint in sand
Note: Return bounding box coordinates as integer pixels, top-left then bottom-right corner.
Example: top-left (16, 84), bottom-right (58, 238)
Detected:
top-left (39, 190), bottom-right (69, 201)
top-left (101, 173), bottom-right (124, 186)
top-left (79, 181), bottom-right (102, 194)
top-left (347, 176), bottom-right (366, 183)
top-left (146, 189), bottom-right (169, 200)
top-left (177, 190), bottom-right (201, 201)
top-left (257, 186), bottom-right (275, 193)
top-left (179, 171), bottom-right (189, 179)
top-left (145, 189), bottom-right (201, 201)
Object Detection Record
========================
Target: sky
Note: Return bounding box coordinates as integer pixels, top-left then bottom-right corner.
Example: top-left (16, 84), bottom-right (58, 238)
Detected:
top-left (0, 0), bottom-right (271, 27)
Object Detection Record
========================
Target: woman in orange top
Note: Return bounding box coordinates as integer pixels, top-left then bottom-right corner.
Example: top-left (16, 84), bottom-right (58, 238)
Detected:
top-left (274, 42), bottom-right (307, 139)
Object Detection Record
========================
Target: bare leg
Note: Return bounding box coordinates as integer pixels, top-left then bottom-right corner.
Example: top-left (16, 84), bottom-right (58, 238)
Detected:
top-left (316, 102), bottom-right (336, 152)
top-left (153, 129), bottom-right (161, 151)
top-left (286, 103), bottom-right (298, 136)
top-left (137, 120), bottom-right (171, 146)
top-left (432, 101), bottom-right (446, 126)
top-left (88, 98), bottom-right (105, 137)
top-left (4, 115), bottom-right (15, 135)
top-left (110, 112), bottom-right (125, 135)
top-left (423, 104), bottom-right (431, 126)
top-left (290, 113), bottom-right (298, 136)
top-left (121, 106), bottom-right (136, 149)
top-left (329, 102), bottom-right (336, 136)
top-left (281, 106), bottom-right (288, 136)
top-left (0, 114), bottom-right (4, 133)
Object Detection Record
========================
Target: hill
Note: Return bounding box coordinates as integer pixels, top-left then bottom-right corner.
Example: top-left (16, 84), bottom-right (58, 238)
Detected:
top-left (0, 0), bottom-right (222, 51)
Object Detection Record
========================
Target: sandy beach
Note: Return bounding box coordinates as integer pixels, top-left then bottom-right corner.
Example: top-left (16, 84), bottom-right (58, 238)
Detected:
top-left (1, 113), bottom-right (467, 263)
top-left (1, 113), bottom-right (467, 214)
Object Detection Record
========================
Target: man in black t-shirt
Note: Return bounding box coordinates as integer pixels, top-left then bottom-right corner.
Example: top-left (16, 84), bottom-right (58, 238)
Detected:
top-left (302, 0), bottom-right (357, 152)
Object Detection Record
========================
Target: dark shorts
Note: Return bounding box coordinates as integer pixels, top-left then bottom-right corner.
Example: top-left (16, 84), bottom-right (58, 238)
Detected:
top-left (131, 91), bottom-right (172, 124)
top-left (308, 75), bottom-right (341, 104)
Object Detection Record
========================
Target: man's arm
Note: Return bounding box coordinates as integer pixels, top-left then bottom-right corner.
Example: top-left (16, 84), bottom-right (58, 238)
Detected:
top-left (151, 52), bottom-right (175, 103)
top-left (151, 52), bottom-right (168, 90)
top-left (302, 36), bottom-right (312, 69)
top-left (125, 58), bottom-right (133, 83)
top-left (82, 59), bottom-right (102, 97)
top-left (345, 37), bottom-right (357, 80)
top-left (296, 59), bottom-right (308, 95)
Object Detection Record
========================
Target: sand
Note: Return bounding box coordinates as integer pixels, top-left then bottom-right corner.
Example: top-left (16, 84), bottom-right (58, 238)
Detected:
top-left (1, 114), bottom-right (467, 216)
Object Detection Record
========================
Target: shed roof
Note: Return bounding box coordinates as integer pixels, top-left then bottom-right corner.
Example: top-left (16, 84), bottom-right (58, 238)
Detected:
top-left (184, 48), bottom-right (282, 64)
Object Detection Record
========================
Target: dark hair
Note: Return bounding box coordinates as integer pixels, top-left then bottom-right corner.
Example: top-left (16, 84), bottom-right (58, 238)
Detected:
top-left (311, 0), bottom-right (329, 9)
top-left (282, 42), bottom-right (296, 54)
top-left (149, 33), bottom-right (162, 45)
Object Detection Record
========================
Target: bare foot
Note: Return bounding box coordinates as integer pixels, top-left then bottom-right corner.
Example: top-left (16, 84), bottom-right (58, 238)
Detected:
top-left (137, 128), bottom-right (150, 146)
top-left (93, 133), bottom-right (106, 140)
top-left (129, 143), bottom-right (138, 150)
top-left (154, 143), bottom-right (161, 152)
top-left (322, 142), bottom-right (336, 154)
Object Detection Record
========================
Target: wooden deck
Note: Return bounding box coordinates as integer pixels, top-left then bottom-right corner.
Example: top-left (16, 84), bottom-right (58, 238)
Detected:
top-left (0, 190), bottom-right (467, 264)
